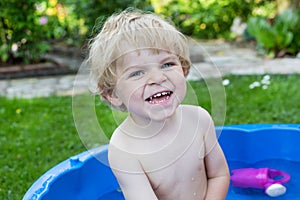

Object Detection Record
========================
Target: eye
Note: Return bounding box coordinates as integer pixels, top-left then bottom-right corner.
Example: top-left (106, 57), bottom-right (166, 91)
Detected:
top-left (129, 70), bottom-right (144, 78)
top-left (161, 63), bottom-right (174, 69)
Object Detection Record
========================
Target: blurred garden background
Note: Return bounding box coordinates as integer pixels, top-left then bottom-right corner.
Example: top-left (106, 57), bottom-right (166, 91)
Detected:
top-left (1, 0), bottom-right (300, 69)
top-left (1, 0), bottom-right (300, 199)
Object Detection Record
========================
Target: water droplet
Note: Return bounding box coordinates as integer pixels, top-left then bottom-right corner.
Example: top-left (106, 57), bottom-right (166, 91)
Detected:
top-left (198, 145), bottom-right (205, 159)
top-left (193, 192), bottom-right (196, 196)
top-left (191, 177), bottom-right (195, 181)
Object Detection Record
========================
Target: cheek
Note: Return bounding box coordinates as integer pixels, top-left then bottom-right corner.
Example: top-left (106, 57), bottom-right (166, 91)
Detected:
top-left (175, 75), bottom-right (187, 100)
top-left (180, 80), bottom-right (187, 96)
top-left (116, 81), bottom-right (144, 102)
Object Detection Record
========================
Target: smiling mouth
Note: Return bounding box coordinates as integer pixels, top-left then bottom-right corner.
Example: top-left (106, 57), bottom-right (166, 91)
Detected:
top-left (145, 91), bottom-right (173, 104)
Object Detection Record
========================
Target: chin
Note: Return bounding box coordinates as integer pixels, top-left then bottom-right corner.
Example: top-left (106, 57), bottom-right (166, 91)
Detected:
top-left (148, 105), bottom-right (178, 122)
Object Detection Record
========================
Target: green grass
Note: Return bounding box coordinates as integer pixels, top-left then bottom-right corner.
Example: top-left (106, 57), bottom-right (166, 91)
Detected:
top-left (1, 74), bottom-right (300, 199)
top-left (191, 74), bottom-right (300, 124)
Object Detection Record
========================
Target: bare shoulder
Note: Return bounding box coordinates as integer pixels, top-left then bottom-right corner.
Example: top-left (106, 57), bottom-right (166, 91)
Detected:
top-left (108, 128), bottom-right (142, 173)
top-left (179, 105), bottom-right (214, 138)
top-left (109, 126), bottom-right (130, 162)
top-left (108, 129), bottom-right (159, 199)
top-left (109, 126), bottom-right (123, 147)
top-left (108, 127), bottom-right (122, 157)
top-left (180, 104), bottom-right (212, 121)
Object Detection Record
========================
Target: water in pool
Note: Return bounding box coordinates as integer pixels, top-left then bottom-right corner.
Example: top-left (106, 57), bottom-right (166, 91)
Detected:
top-left (227, 159), bottom-right (300, 200)
top-left (97, 159), bottom-right (300, 200)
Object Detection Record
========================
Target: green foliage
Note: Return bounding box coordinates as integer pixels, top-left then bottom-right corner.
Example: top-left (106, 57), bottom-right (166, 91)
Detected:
top-left (0, 0), bottom-right (73, 64)
top-left (0, 0), bottom-right (292, 64)
top-left (152, 0), bottom-right (276, 39)
top-left (0, 0), bottom-right (47, 64)
top-left (61, 0), bottom-right (154, 39)
top-left (247, 9), bottom-right (300, 57)
top-left (0, 0), bottom-right (153, 65)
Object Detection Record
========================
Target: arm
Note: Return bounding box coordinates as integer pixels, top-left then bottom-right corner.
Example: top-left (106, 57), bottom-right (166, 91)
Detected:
top-left (203, 114), bottom-right (230, 200)
top-left (108, 144), bottom-right (158, 200)
top-left (204, 143), bottom-right (230, 199)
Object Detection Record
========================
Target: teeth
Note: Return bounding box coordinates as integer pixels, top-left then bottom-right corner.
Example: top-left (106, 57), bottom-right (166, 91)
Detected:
top-left (152, 91), bottom-right (170, 98)
top-left (153, 93), bottom-right (162, 98)
top-left (146, 91), bottom-right (172, 103)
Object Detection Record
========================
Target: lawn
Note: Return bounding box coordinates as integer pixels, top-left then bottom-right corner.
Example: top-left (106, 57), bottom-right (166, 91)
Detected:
top-left (1, 74), bottom-right (300, 199)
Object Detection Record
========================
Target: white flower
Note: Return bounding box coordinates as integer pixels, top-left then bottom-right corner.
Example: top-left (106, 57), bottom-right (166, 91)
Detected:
top-left (11, 43), bottom-right (18, 52)
top-left (261, 75), bottom-right (271, 87)
top-left (230, 17), bottom-right (247, 36)
top-left (249, 81), bottom-right (261, 89)
top-left (261, 75), bottom-right (271, 84)
top-left (263, 75), bottom-right (270, 80)
top-left (249, 75), bottom-right (271, 90)
top-left (222, 79), bottom-right (230, 86)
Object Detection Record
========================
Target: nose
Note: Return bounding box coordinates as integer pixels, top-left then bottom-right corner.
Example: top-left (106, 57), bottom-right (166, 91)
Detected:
top-left (147, 68), bottom-right (167, 85)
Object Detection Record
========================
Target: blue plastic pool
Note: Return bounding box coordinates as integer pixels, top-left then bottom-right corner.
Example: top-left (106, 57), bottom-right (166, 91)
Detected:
top-left (23, 124), bottom-right (300, 200)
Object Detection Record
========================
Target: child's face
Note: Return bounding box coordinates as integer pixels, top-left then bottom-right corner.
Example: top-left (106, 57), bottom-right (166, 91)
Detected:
top-left (111, 49), bottom-right (186, 124)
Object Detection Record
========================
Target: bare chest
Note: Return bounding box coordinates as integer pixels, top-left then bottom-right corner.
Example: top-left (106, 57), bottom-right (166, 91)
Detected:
top-left (139, 139), bottom-right (207, 200)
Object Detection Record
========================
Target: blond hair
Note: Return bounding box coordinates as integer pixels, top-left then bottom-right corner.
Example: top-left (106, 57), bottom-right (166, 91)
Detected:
top-left (87, 9), bottom-right (191, 111)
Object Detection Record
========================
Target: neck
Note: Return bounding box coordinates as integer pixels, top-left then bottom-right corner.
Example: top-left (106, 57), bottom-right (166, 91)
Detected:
top-left (121, 107), bottom-right (181, 139)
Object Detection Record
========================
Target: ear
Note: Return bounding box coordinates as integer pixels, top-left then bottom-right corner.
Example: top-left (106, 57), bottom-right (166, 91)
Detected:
top-left (182, 67), bottom-right (188, 76)
top-left (106, 91), bottom-right (123, 107)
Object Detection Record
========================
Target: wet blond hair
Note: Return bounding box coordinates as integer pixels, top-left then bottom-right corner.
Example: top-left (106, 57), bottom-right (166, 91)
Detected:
top-left (87, 9), bottom-right (191, 111)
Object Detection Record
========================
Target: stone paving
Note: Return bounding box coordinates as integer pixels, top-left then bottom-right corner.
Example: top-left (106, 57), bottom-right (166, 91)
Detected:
top-left (1, 41), bottom-right (300, 98)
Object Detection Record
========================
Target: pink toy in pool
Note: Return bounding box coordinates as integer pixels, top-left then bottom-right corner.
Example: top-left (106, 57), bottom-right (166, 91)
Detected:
top-left (231, 168), bottom-right (291, 197)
